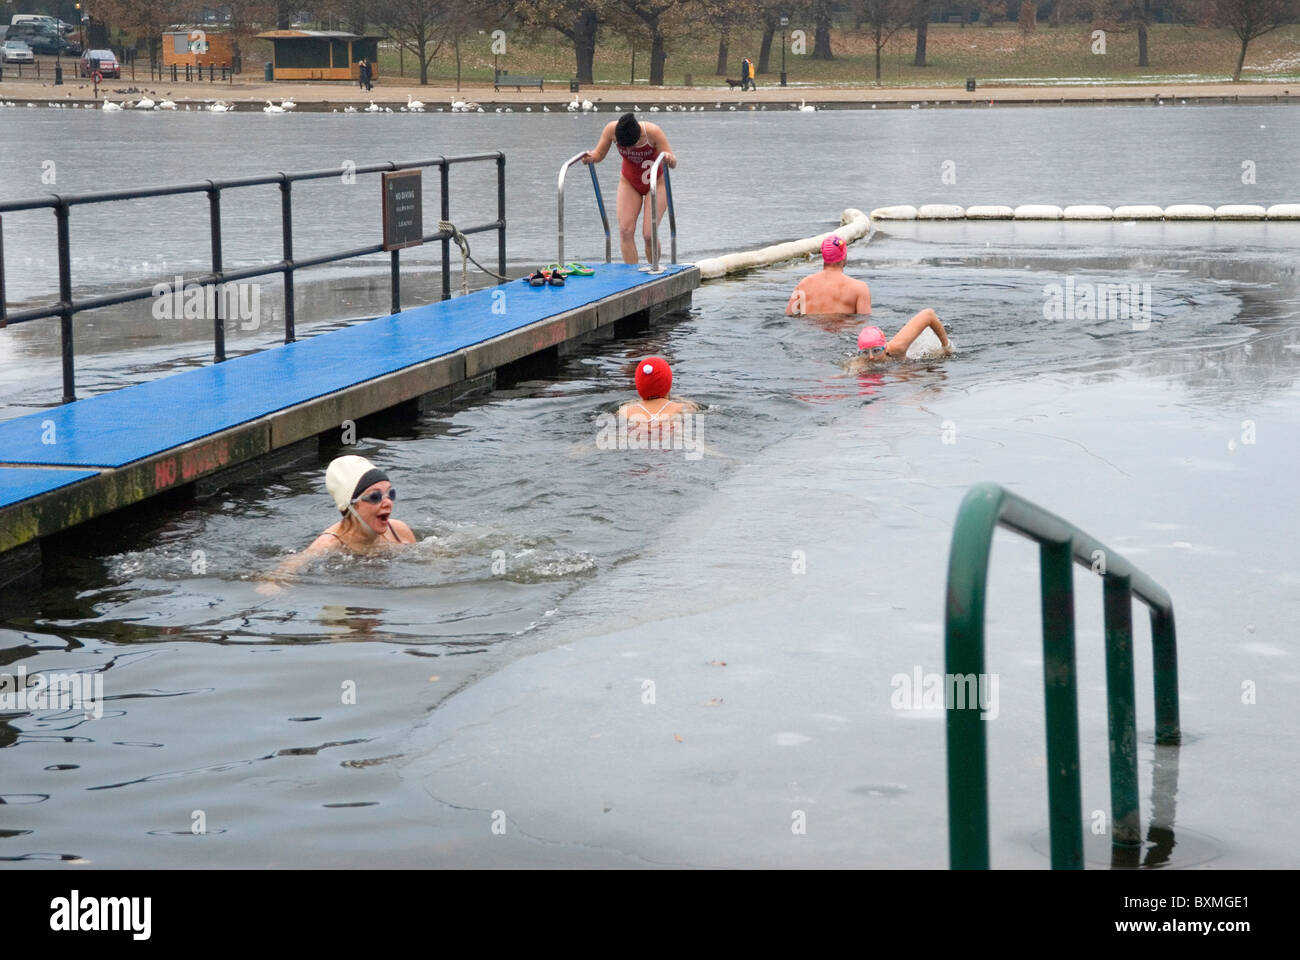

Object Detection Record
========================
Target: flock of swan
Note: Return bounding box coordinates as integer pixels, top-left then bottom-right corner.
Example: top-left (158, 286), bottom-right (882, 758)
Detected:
top-left (8, 93), bottom-right (826, 114)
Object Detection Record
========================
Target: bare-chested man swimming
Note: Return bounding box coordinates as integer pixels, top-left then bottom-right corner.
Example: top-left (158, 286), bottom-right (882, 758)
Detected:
top-left (785, 235), bottom-right (872, 316)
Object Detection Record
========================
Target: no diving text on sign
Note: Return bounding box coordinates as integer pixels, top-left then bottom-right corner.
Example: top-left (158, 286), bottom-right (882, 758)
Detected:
top-left (383, 170), bottom-right (423, 251)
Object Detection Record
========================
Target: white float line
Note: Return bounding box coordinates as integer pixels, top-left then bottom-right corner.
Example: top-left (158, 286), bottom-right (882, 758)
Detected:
top-left (869, 203), bottom-right (1300, 221)
top-left (693, 208), bottom-right (872, 281)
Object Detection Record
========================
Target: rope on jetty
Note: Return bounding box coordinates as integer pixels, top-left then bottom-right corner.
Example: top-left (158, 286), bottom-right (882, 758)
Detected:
top-left (439, 220), bottom-right (511, 295)
top-left (693, 208), bottom-right (872, 281)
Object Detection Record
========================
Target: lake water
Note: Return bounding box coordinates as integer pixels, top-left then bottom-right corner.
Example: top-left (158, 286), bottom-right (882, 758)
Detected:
top-left (1, 104), bottom-right (1297, 867)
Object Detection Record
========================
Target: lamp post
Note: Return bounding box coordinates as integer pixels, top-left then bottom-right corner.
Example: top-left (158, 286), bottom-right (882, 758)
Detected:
top-left (780, 16), bottom-right (788, 87)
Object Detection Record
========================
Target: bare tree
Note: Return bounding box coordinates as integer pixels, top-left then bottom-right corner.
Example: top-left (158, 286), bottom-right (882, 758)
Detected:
top-left (858, 0), bottom-right (913, 81)
top-left (378, 0), bottom-right (474, 84)
top-left (1018, 0), bottom-right (1037, 30)
top-left (606, 0), bottom-right (692, 85)
top-left (1206, 0), bottom-right (1297, 79)
top-left (510, 0), bottom-right (603, 83)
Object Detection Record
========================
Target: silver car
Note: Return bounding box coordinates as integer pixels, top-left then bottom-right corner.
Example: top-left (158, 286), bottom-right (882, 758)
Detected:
top-left (2, 40), bottom-right (35, 63)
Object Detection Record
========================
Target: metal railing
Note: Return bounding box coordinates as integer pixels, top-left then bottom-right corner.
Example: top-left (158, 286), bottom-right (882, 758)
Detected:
top-left (557, 153), bottom-right (611, 267)
top-left (0, 154), bottom-right (507, 404)
top-left (647, 154), bottom-right (677, 275)
top-left (944, 482), bottom-right (1180, 870)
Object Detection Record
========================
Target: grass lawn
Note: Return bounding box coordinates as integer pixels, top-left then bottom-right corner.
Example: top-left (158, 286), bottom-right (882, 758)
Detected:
top-left (350, 22), bottom-right (1300, 88)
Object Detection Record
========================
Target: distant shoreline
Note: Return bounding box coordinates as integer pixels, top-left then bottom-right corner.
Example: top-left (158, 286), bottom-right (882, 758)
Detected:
top-left (2, 77), bottom-right (1297, 111)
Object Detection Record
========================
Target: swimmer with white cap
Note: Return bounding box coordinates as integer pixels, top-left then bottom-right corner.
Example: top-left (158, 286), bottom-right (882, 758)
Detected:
top-left (256, 455), bottom-right (414, 594)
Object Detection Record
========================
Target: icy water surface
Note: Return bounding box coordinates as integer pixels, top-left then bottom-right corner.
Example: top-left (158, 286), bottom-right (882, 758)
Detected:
top-left (1, 105), bottom-right (1298, 866)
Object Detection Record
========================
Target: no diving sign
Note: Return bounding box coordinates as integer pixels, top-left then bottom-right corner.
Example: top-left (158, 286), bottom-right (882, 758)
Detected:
top-left (382, 170), bottom-right (423, 250)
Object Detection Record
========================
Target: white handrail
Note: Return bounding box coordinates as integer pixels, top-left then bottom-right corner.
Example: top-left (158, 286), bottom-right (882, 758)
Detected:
top-left (557, 153), bottom-right (611, 267)
top-left (646, 154), bottom-right (677, 275)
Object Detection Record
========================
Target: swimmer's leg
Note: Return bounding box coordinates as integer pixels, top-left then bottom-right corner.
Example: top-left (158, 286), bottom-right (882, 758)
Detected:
top-left (640, 185), bottom-right (669, 264)
top-left (886, 308), bottom-right (951, 357)
top-left (616, 178), bottom-right (643, 264)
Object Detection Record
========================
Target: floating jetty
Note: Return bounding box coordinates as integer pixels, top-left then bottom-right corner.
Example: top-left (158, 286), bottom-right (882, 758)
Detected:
top-left (0, 264), bottom-right (698, 587)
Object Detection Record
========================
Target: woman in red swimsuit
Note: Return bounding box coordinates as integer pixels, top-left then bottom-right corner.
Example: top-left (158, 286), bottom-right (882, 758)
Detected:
top-left (582, 112), bottom-right (677, 265)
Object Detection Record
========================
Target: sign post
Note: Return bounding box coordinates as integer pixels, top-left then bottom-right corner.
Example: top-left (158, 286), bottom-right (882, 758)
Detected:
top-left (382, 169), bottom-right (423, 313)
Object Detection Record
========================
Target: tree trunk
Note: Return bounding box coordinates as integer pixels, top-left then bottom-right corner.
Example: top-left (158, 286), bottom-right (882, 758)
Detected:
top-left (813, 1), bottom-right (833, 60)
top-left (650, 29), bottom-right (666, 85)
top-left (1137, 0), bottom-right (1150, 68)
top-left (915, 12), bottom-right (929, 67)
top-left (758, 19), bottom-right (775, 73)
top-left (418, 35), bottom-right (428, 85)
top-left (1233, 37), bottom-right (1248, 82)
top-left (875, 26), bottom-right (883, 83)
top-left (573, 9), bottom-right (597, 83)
top-left (716, 33), bottom-right (728, 75)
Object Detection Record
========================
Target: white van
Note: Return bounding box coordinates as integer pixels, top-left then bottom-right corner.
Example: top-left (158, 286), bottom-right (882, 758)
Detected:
top-left (11, 14), bottom-right (70, 33)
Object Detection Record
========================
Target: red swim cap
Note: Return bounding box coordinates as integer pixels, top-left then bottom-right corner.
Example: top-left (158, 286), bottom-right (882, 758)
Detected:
top-left (635, 357), bottom-right (672, 400)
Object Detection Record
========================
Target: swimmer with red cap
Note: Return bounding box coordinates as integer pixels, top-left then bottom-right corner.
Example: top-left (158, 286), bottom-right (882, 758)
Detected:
top-left (616, 356), bottom-right (698, 437)
top-left (785, 235), bottom-right (873, 316)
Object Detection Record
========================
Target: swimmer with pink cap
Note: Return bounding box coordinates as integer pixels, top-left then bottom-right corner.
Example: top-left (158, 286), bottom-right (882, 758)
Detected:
top-left (783, 233), bottom-right (954, 365)
top-left (785, 234), bottom-right (872, 316)
top-left (848, 310), bottom-right (953, 372)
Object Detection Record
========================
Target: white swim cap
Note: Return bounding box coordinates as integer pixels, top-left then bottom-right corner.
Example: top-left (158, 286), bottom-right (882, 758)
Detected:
top-left (325, 455), bottom-right (388, 513)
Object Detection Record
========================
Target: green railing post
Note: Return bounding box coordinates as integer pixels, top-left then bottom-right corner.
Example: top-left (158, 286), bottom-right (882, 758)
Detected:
top-left (944, 484), bottom-right (1002, 870)
top-left (1103, 574), bottom-right (1141, 847)
top-left (1040, 539), bottom-right (1083, 869)
top-left (1152, 609), bottom-right (1181, 745)
top-left (944, 482), bottom-right (1180, 870)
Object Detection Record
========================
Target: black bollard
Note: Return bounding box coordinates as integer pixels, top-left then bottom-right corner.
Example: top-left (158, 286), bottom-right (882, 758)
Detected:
top-left (55, 63), bottom-right (63, 85)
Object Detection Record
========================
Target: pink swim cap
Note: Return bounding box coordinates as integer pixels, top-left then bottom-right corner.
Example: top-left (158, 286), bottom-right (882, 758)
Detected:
top-left (821, 235), bottom-right (847, 264)
top-left (857, 326), bottom-right (887, 351)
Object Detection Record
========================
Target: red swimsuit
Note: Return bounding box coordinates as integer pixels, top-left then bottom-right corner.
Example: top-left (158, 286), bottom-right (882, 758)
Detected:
top-left (617, 139), bottom-right (661, 196)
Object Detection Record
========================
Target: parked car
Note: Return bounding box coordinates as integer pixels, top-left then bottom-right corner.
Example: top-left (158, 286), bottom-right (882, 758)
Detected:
top-left (1, 40), bottom-right (35, 64)
top-left (28, 32), bottom-right (80, 56)
top-left (79, 49), bottom-right (119, 78)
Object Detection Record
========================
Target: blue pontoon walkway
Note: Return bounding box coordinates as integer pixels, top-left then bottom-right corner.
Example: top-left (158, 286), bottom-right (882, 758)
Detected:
top-left (0, 263), bottom-right (698, 564)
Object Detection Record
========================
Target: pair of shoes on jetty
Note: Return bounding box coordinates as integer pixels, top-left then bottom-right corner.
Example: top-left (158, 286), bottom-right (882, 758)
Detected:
top-left (525, 262), bottom-right (594, 286)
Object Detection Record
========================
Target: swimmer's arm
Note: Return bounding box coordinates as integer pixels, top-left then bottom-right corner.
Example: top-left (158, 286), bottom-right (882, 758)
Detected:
top-left (887, 308), bottom-right (949, 357)
top-left (857, 283), bottom-right (872, 315)
top-left (647, 123), bottom-right (676, 168)
top-left (785, 280), bottom-right (807, 316)
top-left (255, 535), bottom-right (337, 595)
top-left (583, 123), bottom-right (616, 163)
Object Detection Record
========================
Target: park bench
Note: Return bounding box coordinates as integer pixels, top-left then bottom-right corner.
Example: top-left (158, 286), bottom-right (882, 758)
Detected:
top-left (494, 69), bottom-right (543, 91)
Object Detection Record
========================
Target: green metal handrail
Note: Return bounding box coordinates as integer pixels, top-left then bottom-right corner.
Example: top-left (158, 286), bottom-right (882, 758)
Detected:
top-left (944, 482), bottom-right (1180, 870)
